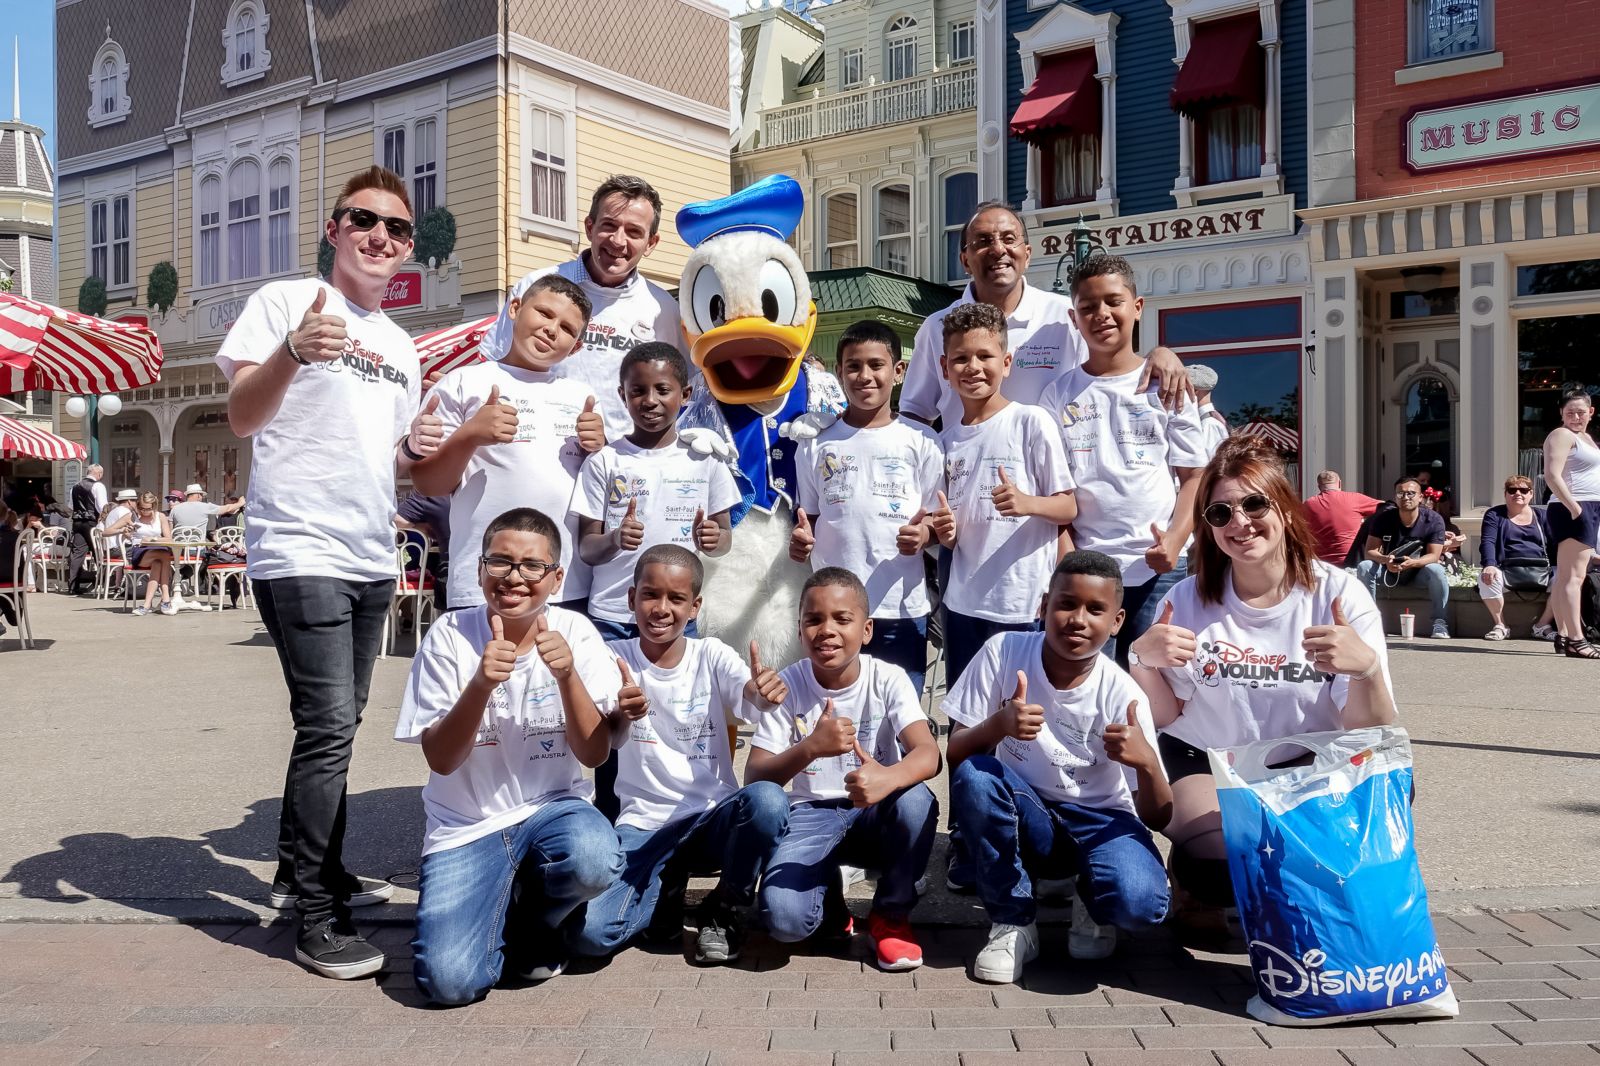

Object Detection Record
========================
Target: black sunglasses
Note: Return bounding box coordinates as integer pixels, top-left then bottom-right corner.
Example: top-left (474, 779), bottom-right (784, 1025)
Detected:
top-left (1505, 486), bottom-right (1532, 495)
top-left (332, 206), bottom-right (414, 241)
top-left (1203, 493), bottom-right (1272, 529)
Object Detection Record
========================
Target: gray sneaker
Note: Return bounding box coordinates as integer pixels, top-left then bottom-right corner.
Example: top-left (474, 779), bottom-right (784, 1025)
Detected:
top-left (1431, 620), bottom-right (1451, 640)
top-left (694, 902), bottom-right (743, 965)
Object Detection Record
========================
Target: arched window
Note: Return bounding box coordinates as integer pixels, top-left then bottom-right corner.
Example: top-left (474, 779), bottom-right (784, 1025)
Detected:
top-left (222, 0), bottom-right (272, 86)
top-left (885, 16), bottom-right (919, 82)
top-left (1403, 374), bottom-right (1454, 490)
top-left (227, 160), bottom-right (262, 282)
top-left (199, 175), bottom-right (222, 286)
top-left (237, 10), bottom-right (256, 70)
top-left (267, 158), bottom-right (293, 275)
top-left (87, 38), bottom-right (131, 127)
top-left (822, 192), bottom-right (858, 269)
top-left (942, 172), bottom-right (978, 283)
top-left (876, 184), bottom-right (911, 273)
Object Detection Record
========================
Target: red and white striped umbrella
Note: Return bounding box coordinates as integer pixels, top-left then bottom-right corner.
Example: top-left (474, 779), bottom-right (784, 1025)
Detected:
top-left (0, 415), bottom-right (88, 461)
top-left (0, 292), bottom-right (164, 394)
top-left (416, 314), bottom-right (496, 382)
top-left (1238, 419), bottom-right (1300, 452)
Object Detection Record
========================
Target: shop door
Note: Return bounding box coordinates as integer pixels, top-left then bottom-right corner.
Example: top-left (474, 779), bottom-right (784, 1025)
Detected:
top-left (1379, 329), bottom-right (1459, 504)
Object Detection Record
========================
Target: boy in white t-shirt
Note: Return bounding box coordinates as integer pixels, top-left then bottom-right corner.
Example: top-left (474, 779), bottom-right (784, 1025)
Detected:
top-left (946, 551), bottom-right (1171, 984)
top-left (748, 569), bottom-right (941, 972)
top-left (412, 274), bottom-right (606, 611)
top-left (791, 321), bottom-right (943, 697)
top-left (396, 507), bottom-right (623, 1007)
top-left (1039, 255), bottom-right (1208, 666)
top-left (570, 545), bottom-right (791, 966)
top-left (934, 302), bottom-right (1078, 688)
top-left (576, 343), bottom-right (740, 641)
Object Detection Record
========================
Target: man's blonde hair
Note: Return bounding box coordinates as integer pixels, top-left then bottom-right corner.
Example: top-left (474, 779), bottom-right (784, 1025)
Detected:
top-left (333, 166), bottom-right (411, 217)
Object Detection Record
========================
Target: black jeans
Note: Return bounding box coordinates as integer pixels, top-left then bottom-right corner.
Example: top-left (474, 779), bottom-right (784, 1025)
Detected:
top-left (68, 520), bottom-right (96, 590)
top-left (256, 576), bottom-right (392, 926)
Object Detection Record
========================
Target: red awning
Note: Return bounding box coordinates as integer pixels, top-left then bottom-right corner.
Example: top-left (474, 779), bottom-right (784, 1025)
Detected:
top-left (0, 415), bottom-right (88, 461)
top-left (1010, 49), bottom-right (1100, 144)
top-left (415, 314), bottom-right (496, 382)
top-left (0, 292), bottom-right (163, 395)
top-left (1169, 13), bottom-right (1264, 117)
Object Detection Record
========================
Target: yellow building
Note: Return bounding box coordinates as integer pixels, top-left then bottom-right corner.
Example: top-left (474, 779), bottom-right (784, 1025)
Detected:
top-left (53, 0), bottom-right (733, 499)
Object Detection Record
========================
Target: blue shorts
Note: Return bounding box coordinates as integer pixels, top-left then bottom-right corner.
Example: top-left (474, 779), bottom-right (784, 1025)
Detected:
top-left (1548, 499), bottom-right (1600, 550)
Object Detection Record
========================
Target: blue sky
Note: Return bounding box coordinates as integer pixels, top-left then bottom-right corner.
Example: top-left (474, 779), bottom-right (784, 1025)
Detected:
top-left (3, 1), bottom-right (55, 160)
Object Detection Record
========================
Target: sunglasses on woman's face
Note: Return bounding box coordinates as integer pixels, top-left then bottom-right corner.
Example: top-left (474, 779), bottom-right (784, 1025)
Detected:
top-left (1506, 486), bottom-right (1532, 495)
top-left (1203, 493), bottom-right (1272, 529)
top-left (332, 206), bottom-right (414, 242)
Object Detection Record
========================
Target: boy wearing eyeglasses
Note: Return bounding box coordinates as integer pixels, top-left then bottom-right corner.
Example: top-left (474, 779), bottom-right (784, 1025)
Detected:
top-left (411, 274), bottom-right (607, 613)
top-left (1039, 255), bottom-right (1208, 667)
top-left (396, 507), bottom-right (623, 1007)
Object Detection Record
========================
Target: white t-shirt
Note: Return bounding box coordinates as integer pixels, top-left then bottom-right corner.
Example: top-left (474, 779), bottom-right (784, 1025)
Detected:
top-left (900, 281), bottom-right (1087, 426)
top-left (940, 402), bottom-right (1076, 623)
top-left (748, 654), bottom-right (927, 805)
top-left (945, 632), bottom-right (1162, 816)
top-left (395, 604), bottom-right (618, 856)
top-left (609, 637), bottom-right (754, 831)
top-left (484, 258), bottom-right (686, 440)
top-left (1199, 404), bottom-right (1230, 458)
top-left (1041, 365), bottom-right (1209, 587)
top-left (430, 361), bottom-right (596, 607)
top-left (792, 418), bottom-right (944, 619)
top-left (216, 278), bottom-right (420, 582)
top-left (573, 438), bottom-right (742, 623)
top-left (100, 504), bottom-right (132, 552)
top-left (1156, 562), bottom-right (1393, 751)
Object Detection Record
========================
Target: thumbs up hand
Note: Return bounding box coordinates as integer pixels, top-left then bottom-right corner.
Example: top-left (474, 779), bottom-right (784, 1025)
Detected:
top-left (692, 507), bottom-right (723, 554)
top-left (789, 507), bottom-right (816, 563)
top-left (1144, 521), bottom-right (1179, 574)
top-left (1103, 701), bottom-right (1159, 774)
top-left (616, 658), bottom-right (650, 722)
top-left (929, 491), bottom-right (957, 548)
top-left (1000, 671), bottom-right (1045, 741)
top-left (807, 698), bottom-right (857, 757)
top-left (990, 465), bottom-right (1030, 518)
top-left (466, 384), bottom-right (521, 446)
top-left (843, 735), bottom-right (889, 808)
top-left (1301, 597), bottom-right (1377, 678)
top-left (576, 395), bottom-right (606, 454)
top-left (896, 508), bottom-right (931, 556)
top-left (407, 392), bottom-right (444, 458)
top-left (748, 640), bottom-right (789, 706)
top-left (1129, 600), bottom-right (1198, 669)
top-left (616, 496), bottom-right (645, 551)
top-left (288, 287), bottom-right (348, 364)
top-left (477, 613), bottom-right (523, 686)
top-left (530, 611), bottom-right (574, 680)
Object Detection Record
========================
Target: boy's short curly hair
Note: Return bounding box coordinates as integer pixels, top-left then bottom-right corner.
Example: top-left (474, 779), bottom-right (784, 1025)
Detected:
top-left (941, 302), bottom-right (1008, 352)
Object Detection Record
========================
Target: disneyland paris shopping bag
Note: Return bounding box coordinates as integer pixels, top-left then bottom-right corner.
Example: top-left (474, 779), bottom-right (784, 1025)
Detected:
top-left (1209, 726), bottom-right (1458, 1026)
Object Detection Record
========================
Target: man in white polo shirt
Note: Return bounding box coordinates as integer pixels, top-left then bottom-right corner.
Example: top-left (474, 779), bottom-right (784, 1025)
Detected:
top-left (218, 165), bottom-right (443, 982)
top-left (899, 201), bottom-right (1189, 427)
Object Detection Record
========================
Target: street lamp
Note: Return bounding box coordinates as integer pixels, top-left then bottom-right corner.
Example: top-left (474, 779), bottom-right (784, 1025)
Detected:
top-left (1049, 217), bottom-right (1106, 294)
top-left (65, 393), bottom-right (123, 465)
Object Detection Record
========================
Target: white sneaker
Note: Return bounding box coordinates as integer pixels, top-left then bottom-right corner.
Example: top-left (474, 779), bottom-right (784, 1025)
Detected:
top-left (1068, 893), bottom-right (1117, 960)
top-left (972, 921), bottom-right (1039, 984)
top-left (131, 606), bottom-right (150, 617)
top-left (1430, 620), bottom-right (1451, 640)
top-left (839, 864), bottom-right (868, 892)
top-left (159, 600), bottom-right (178, 616)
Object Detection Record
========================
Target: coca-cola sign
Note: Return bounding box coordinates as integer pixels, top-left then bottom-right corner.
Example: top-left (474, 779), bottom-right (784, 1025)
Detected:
top-left (381, 269), bottom-right (424, 310)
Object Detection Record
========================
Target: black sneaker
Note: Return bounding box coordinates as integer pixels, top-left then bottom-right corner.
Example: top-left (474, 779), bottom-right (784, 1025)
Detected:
top-left (507, 932), bottom-right (570, 982)
top-left (945, 838), bottom-right (976, 895)
top-left (694, 900), bottom-right (743, 965)
top-left (269, 874), bottom-right (395, 910)
top-left (644, 870), bottom-right (688, 945)
top-left (295, 917), bottom-right (385, 980)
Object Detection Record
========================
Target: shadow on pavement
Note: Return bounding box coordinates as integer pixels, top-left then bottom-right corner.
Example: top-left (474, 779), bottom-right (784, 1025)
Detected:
top-left (1412, 737), bottom-right (1600, 761)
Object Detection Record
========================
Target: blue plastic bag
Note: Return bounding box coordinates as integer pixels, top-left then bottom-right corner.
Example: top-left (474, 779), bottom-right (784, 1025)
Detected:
top-left (1210, 726), bottom-right (1458, 1026)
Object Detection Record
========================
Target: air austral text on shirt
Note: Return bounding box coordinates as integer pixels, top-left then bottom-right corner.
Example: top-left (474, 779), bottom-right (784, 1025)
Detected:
top-left (215, 278), bottom-right (420, 583)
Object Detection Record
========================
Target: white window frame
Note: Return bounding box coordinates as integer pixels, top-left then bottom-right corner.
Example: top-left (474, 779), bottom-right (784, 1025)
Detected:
top-left (85, 189), bottom-right (133, 292)
top-left (267, 157), bottom-right (294, 276)
top-left (87, 37), bottom-right (131, 128)
top-left (874, 181), bottom-right (913, 275)
top-left (89, 200), bottom-right (108, 284)
top-left (222, 0), bottom-right (272, 87)
top-left (515, 70), bottom-right (579, 241)
top-left (198, 175), bottom-right (222, 287)
top-left (885, 16), bottom-right (919, 83)
top-left (188, 109), bottom-right (301, 299)
top-left (948, 20), bottom-right (975, 65)
top-left (226, 159), bottom-right (263, 283)
top-left (411, 117), bottom-right (439, 216)
top-left (841, 47), bottom-right (864, 89)
top-left (820, 188), bottom-right (861, 271)
top-left (1014, 5), bottom-right (1121, 224)
top-left (1407, 0), bottom-right (1493, 66)
top-left (1168, 0), bottom-right (1283, 207)
top-left (373, 85), bottom-right (448, 218)
top-left (941, 170), bottom-right (978, 284)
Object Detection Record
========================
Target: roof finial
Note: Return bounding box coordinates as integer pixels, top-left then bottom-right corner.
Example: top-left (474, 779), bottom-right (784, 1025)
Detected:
top-left (12, 38), bottom-right (19, 123)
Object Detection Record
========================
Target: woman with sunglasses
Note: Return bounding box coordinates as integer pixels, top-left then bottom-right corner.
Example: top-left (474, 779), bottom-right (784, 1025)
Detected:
top-left (1478, 476), bottom-right (1555, 641)
top-left (1127, 436), bottom-right (1397, 932)
top-left (1542, 388), bottom-right (1600, 658)
top-left (125, 491), bottom-right (177, 616)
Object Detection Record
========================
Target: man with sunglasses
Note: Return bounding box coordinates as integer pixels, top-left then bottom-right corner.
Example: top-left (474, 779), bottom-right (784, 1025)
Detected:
top-left (219, 165), bottom-right (443, 981)
top-left (1356, 477), bottom-right (1450, 639)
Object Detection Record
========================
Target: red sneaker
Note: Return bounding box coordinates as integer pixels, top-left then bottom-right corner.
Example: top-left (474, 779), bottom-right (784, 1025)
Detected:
top-left (867, 910), bottom-right (922, 972)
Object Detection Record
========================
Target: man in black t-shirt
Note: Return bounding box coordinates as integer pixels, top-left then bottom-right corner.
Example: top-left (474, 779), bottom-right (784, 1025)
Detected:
top-left (1356, 476), bottom-right (1451, 638)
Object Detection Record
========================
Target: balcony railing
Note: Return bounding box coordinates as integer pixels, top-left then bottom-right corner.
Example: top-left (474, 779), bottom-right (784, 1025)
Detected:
top-left (760, 64), bottom-right (976, 149)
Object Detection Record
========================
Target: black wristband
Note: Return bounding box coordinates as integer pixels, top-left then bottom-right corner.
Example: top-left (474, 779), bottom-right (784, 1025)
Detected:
top-left (284, 333), bottom-right (310, 366)
top-left (400, 438), bottom-right (425, 462)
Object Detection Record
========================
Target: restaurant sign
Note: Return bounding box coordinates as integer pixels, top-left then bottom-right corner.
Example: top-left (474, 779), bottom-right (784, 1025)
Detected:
top-left (1405, 82), bottom-right (1600, 172)
top-left (1036, 195), bottom-right (1296, 258)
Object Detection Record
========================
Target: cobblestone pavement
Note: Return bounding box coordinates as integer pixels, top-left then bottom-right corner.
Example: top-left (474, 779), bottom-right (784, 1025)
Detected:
top-left (3, 908), bottom-right (1600, 1064)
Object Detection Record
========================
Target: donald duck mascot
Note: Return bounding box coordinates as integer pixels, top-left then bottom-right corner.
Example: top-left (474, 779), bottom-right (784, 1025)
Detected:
top-left (675, 175), bottom-right (844, 665)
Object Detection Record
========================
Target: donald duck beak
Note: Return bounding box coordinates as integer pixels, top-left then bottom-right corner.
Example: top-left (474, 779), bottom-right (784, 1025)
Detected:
top-left (688, 304), bottom-right (818, 407)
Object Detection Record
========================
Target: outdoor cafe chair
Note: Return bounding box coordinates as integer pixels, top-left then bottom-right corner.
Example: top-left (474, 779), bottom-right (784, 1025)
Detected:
top-left (1, 529), bottom-right (38, 648)
top-left (169, 524), bottom-right (210, 599)
top-left (91, 527), bottom-right (126, 602)
top-left (381, 528), bottom-right (437, 658)
top-left (31, 526), bottom-right (70, 593)
top-left (207, 526), bottom-right (252, 610)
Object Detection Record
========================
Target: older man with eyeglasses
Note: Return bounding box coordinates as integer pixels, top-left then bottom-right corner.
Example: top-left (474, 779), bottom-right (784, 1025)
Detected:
top-left (1478, 476), bottom-right (1557, 640)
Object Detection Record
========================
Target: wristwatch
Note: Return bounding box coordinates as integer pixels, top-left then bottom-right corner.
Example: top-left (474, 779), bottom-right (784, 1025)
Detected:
top-left (284, 332), bottom-right (310, 366)
top-left (1127, 648), bottom-right (1144, 669)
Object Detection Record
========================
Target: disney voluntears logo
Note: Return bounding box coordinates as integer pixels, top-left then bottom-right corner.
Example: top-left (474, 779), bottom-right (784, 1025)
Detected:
top-left (1251, 941), bottom-right (1449, 1008)
top-left (1192, 641), bottom-right (1333, 688)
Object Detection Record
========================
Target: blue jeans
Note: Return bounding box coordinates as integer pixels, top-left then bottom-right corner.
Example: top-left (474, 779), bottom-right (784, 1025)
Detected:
top-left (1356, 559), bottom-right (1450, 625)
top-left (950, 756), bottom-right (1169, 930)
top-left (255, 576), bottom-right (392, 927)
top-left (945, 611), bottom-right (1040, 691)
top-left (759, 784), bottom-right (939, 942)
top-left (590, 617), bottom-right (700, 642)
top-left (412, 797), bottom-right (623, 1007)
top-left (572, 782), bottom-right (790, 956)
top-left (867, 614), bottom-right (929, 698)
top-left (1111, 558), bottom-right (1188, 667)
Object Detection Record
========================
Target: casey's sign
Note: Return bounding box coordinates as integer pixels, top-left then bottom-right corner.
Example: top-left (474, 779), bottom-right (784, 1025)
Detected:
top-left (1405, 82), bottom-right (1600, 172)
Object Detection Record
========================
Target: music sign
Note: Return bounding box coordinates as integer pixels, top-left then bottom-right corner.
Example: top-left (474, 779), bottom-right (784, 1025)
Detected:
top-left (1405, 82), bottom-right (1600, 172)
top-left (381, 269), bottom-right (424, 311)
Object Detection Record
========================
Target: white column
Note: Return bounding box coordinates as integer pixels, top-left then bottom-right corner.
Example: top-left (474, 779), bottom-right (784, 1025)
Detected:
top-left (975, 0), bottom-right (1007, 201)
top-left (1457, 251), bottom-right (1513, 518)
top-left (1306, 264), bottom-right (1362, 496)
top-left (1097, 73), bottom-right (1116, 202)
top-left (1263, 41), bottom-right (1281, 178)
